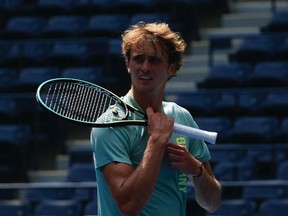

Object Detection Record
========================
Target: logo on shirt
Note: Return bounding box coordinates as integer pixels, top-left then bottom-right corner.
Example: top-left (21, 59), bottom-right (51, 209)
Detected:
top-left (176, 137), bottom-right (187, 193)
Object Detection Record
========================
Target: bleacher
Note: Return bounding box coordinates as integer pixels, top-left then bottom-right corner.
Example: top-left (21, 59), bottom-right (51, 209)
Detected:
top-left (0, 0), bottom-right (288, 215)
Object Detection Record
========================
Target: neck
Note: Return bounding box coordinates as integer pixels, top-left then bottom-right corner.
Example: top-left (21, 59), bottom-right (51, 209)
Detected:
top-left (130, 88), bottom-right (163, 113)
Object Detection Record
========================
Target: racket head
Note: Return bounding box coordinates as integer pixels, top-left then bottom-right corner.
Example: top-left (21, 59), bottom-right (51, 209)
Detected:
top-left (36, 78), bottom-right (146, 127)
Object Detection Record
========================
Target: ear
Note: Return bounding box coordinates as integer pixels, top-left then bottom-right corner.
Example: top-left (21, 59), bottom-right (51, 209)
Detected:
top-left (168, 64), bottom-right (176, 77)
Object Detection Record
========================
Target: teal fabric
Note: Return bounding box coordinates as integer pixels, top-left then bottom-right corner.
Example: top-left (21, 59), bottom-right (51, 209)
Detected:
top-left (91, 91), bottom-right (211, 216)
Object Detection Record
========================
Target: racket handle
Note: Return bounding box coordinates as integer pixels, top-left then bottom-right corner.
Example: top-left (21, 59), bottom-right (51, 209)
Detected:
top-left (173, 123), bottom-right (217, 144)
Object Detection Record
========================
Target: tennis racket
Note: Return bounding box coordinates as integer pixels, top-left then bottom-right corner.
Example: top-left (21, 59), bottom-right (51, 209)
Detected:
top-left (36, 78), bottom-right (217, 144)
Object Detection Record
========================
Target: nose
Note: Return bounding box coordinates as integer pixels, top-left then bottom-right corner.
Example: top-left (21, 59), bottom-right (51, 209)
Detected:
top-left (141, 59), bottom-right (151, 72)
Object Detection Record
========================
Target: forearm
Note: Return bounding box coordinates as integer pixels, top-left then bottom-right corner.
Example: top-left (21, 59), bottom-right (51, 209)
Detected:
top-left (115, 137), bottom-right (166, 215)
top-left (188, 165), bottom-right (221, 213)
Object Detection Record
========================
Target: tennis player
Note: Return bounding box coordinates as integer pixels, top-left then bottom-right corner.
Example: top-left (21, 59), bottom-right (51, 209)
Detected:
top-left (91, 22), bottom-right (221, 216)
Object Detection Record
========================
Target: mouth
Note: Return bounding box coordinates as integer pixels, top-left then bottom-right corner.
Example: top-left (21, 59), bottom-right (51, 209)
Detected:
top-left (139, 75), bottom-right (152, 80)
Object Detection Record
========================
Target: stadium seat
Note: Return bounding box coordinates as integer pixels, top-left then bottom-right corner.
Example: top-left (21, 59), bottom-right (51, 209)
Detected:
top-left (14, 67), bottom-right (60, 92)
top-left (213, 162), bottom-right (236, 181)
top-left (243, 185), bottom-right (288, 201)
top-left (5, 16), bottom-right (46, 39)
top-left (164, 91), bottom-right (217, 116)
top-left (207, 199), bottom-right (255, 216)
top-left (199, 63), bottom-right (251, 88)
top-left (229, 34), bottom-right (284, 64)
top-left (68, 146), bottom-right (94, 166)
top-left (261, 10), bottom-right (288, 33)
top-left (258, 91), bottom-right (288, 117)
top-left (130, 13), bottom-right (170, 25)
top-left (84, 14), bottom-right (129, 38)
top-left (62, 67), bottom-right (104, 84)
top-left (48, 41), bottom-right (90, 67)
top-left (0, 124), bottom-right (30, 182)
top-left (208, 144), bottom-right (245, 164)
top-left (84, 199), bottom-right (98, 216)
top-left (245, 61), bottom-right (288, 87)
top-left (227, 116), bottom-right (279, 143)
top-left (43, 16), bottom-right (87, 38)
top-left (274, 35), bottom-right (288, 61)
top-left (194, 117), bottom-right (232, 143)
top-left (20, 41), bottom-right (51, 67)
top-left (237, 90), bottom-right (266, 115)
top-left (257, 199), bottom-right (288, 216)
top-left (0, 200), bottom-right (30, 216)
top-left (34, 200), bottom-right (82, 216)
top-left (277, 160), bottom-right (288, 180)
top-left (66, 163), bottom-right (96, 182)
top-left (273, 117), bottom-right (288, 142)
top-left (0, 68), bottom-right (17, 92)
top-left (23, 188), bottom-right (76, 204)
top-left (37, 0), bottom-right (72, 15)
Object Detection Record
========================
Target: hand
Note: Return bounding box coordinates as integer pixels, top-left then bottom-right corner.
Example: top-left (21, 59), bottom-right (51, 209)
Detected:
top-left (166, 143), bottom-right (202, 175)
top-left (146, 107), bottom-right (174, 145)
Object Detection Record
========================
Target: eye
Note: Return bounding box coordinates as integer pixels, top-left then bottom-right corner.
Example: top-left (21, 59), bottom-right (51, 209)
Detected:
top-left (133, 55), bottom-right (145, 64)
top-left (148, 56), bottom-right (161, 64)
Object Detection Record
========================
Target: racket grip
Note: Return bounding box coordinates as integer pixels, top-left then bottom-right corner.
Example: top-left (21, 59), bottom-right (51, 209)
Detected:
top-left (173, 123), bottom-right (217, 144)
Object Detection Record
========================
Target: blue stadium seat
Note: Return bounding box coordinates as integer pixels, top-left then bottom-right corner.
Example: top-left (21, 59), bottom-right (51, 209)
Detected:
top-left (213, 162), bottom-right (236, 181)
top-left (5, 16), bottom-right (46, 39)
top-left (274, 35), bottom-right (288, 61)
top-left (14, 67), bottom-right (60, 92)
top-left (164, 91), bottom-right (217, 116)
top-left (257, 199), bottom-right (288, 216)
top-left (43, 16), bottom-right (87, 38)
top-left (0, 124), bottom-right (30, 182)
top-left (37, 0), bottom-right (72, 15)
top-left (21, 41), bottom-right (51, 67)
top-left (208, 144), bottom-right (245, 164)
top-left (130, 13), bottom-right (170, 25)
top-left (48, 41), bottom-right (90, 67)
top-left (258, 91), bottom-right (288, 117)
top-left (273, 117), bottom-right (288, 142)
top-left (84, 14), bottom-right (129, 38)
top-left (23, 188), bottom-right (76, 204)
top-left (277, 160), bottom-right (288, 180)
top-left (237, 90), bottom-right (266, 115)
top-left (245, 61), bottom-right (288, 87)
top-left (34, 200), bottom-right (82, 216)
top-left (243, 185), bottom-right (288, 201)
top-left (194, 117), bottom-right (232, 143)
top-left (207, 199), bottom-right (255, 216)
top-left (0, 200), bottom-right (30, 216)
top-left (229, 34), bottom-right (284, 64)
top-left (262, 10), bottom-right (288, 33)
top-left (228, 116), bottom-right (279, 143)
top-left (84, 199), bottom-right (98, 216)
top-left (0, 68), bottom-right (17, 92)
top-left (62, 67), bottom-right (104, 84)
top-left (199, 63), bottom-right (251, 88)
top-left (66, 163), bottom-right (96, 182)
top-left (68, 146), bottom-right (93, 166)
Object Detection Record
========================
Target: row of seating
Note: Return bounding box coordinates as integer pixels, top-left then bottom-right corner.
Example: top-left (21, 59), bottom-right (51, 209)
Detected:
top-left (0, 38), bottom-right (123, 68)
top-left (165, 88), bottom-right (288, 118)
top-left (0, 198), bottom-right (97, 216)
top-left (0, 66), bottom-right (105, 93)
top-left (198, 61), bottom-right (288, 88)
top-left (1, 13), bottom-right (174, 39)
top-left (208, 10), bottom-right (288, 67)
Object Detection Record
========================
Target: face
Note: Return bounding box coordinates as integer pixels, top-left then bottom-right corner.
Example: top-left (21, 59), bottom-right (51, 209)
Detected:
top-left (127, 40), bottom-right (175, 96)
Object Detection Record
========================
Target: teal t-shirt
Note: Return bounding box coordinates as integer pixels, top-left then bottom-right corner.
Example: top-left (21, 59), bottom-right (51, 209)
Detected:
top-left (90, 91), bottom-right (211, 216)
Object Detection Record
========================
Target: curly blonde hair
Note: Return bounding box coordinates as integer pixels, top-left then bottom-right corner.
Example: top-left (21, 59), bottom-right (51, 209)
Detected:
top-left (121, 22), bottom-right (186, 76)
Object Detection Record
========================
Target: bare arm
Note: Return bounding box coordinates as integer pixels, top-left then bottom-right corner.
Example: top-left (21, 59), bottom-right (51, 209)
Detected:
top-left (102, 107), bottom-right (174, 216)
top-left (166, 144), bottom-right (221, 213)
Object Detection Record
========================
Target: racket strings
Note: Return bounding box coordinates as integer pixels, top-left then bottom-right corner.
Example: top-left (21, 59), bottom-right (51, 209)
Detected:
top-left (43, 81), bottom-right (123, 123)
